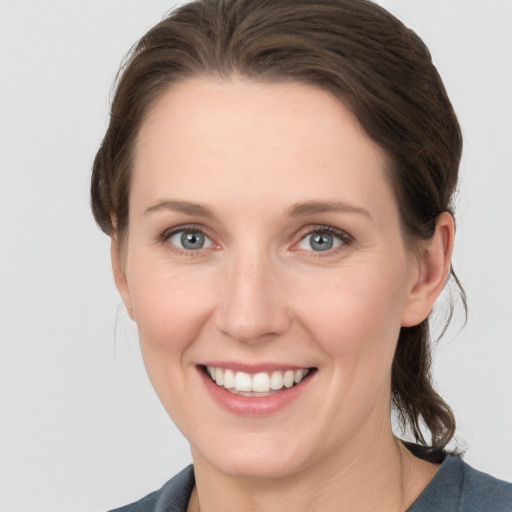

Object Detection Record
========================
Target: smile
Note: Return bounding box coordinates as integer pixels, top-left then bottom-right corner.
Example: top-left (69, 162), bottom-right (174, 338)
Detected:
top-left (205, 366), bottom-right (312, 395)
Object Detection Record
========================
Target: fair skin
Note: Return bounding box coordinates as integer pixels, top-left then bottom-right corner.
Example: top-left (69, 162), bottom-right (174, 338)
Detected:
top-left (112, 77), bottom-right (454, 512)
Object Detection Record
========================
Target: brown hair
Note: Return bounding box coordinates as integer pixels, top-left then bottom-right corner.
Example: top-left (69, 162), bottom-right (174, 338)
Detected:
top-left (91, 0), bottom-right (463, 458)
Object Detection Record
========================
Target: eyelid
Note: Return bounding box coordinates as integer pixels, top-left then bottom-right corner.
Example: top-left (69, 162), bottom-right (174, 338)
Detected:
top-left (158, 223), bottom-right (353, 255)
top-left (292, 225), bottom-right (354, 253)
top-left (160, 224), bottom-right (217, 253)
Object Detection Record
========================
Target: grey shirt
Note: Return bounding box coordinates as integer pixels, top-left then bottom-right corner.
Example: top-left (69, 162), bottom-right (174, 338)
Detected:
top-left (110, 455), bottom-right (512, 511)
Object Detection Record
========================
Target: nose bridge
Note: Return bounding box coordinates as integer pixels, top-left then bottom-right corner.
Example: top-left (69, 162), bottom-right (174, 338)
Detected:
top-left (215, 244), bottom-right (289, 343)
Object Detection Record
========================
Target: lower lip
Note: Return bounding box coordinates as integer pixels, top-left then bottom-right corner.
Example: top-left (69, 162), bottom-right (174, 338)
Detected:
top-left (199, 368), bottom-right (313, 416)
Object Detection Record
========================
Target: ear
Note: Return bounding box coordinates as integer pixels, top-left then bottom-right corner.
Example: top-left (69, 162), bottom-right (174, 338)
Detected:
top-left (401, 212), bottom-right (455, 327)
top-left (111, 235), bottom-right (134, 320)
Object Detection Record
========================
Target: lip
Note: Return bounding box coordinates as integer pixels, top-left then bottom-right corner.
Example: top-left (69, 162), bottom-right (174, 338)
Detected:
top-left (201, 361), bottom-right (310, 373)
top-left (197, 364), bottom-right (315, 416)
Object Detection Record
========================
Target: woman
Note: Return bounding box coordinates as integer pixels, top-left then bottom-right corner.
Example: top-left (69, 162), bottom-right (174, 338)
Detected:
top-left (91, 0), bottom-right (512, 510)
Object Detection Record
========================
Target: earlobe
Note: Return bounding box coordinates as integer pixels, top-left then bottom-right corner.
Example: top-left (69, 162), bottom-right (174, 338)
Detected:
top-left (111, 235), bottom-right (134, 320)
top-left (401, 212), bottom-right (455, 327)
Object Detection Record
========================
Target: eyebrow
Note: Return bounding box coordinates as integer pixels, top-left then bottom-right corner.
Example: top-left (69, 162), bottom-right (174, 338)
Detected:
top-left (144, 199), bottom-right (214, 218)
top-left (144, 199), bottom-right (371, 220)
top-left (287, 200), bottom-right (372, 219)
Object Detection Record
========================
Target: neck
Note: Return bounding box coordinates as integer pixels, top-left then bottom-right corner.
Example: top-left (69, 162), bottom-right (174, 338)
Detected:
top-left (188, 427), bottom-right (437, 512)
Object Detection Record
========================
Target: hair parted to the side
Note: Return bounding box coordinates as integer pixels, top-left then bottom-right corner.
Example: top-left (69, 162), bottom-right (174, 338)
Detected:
top-left (91, 0), bottom-right (464, 458)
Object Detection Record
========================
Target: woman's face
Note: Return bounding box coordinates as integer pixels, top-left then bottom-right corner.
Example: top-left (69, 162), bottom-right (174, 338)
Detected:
top-left (114, 77), bottom-right (426, 478)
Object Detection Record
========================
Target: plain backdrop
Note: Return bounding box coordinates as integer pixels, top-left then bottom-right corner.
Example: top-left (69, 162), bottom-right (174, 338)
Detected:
top-left (0, 1), bottom-right (511, 511)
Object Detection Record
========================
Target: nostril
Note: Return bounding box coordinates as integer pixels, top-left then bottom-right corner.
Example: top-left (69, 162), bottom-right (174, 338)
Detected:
top-left (214, 273), bottom-right (291, 342)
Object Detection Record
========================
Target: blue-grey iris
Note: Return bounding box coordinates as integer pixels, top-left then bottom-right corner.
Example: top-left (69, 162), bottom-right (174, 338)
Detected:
top-left (181, 231), bottom-right (205, 250)
top-left (310, 232), bottom-right (334, 251)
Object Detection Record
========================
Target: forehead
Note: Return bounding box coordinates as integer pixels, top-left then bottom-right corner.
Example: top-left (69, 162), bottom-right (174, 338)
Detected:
top-left (136, 76), bottom-right (380, 163)
top-left (132, 77), bottom-right (396, 224)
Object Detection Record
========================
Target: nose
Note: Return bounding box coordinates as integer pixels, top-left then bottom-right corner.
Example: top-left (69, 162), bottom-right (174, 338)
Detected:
top-left (214, 250), bottom-right (291, 344)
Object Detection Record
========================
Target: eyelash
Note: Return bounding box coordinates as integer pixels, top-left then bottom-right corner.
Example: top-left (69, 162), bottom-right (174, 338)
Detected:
top-left (294, 225), bottom-right (354, 257)
top-left (160, 224), bottom-right (215, 255)
top-left (159, 224), bottom-right (354, 256)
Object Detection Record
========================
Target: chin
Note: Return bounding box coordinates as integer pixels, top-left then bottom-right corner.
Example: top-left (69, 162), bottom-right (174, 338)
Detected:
top-left (214, 453), bottom-right (304, 480)
top-left (192, 431), bottom-right (313, 480)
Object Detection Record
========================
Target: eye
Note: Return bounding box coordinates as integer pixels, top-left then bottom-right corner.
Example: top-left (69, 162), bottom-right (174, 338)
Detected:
top-left (296, 227), bottom-right (349, 252)
top-left (166, 229), bottom-right (214, 251)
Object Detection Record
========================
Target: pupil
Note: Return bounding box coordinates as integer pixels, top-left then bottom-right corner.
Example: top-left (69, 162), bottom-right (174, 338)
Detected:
top-left (311, 233), bottom-right (333, 251)
top-left (181, 231), bottom-right (204, 250)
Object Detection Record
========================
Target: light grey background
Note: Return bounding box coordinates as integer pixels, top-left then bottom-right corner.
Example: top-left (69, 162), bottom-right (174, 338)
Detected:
top-left (0, 1), bottom-right (510, 511)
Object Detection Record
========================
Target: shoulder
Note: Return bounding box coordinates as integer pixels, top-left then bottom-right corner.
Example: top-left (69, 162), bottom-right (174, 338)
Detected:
top-left (455, 459), bottom-right (512, 510)
top-left (109, 465), bottom-right (195, 512)
top-left (409, 456), bottom-right (512, 512)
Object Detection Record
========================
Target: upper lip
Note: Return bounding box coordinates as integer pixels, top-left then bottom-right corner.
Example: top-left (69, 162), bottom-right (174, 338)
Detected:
top-left (199, 361), bottom-right (315, 373)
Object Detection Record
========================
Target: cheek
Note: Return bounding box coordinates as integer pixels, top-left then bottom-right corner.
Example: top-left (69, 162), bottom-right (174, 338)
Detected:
top-left (127, 256), bottom-right (216, 364)
top-left (293, 261), bottom-right (409, 366)
top-left (126, 265), bottom-right (218, 425)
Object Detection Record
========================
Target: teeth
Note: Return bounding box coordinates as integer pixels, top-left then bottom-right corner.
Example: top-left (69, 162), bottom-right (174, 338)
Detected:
top-left (234, 371), bottom-right (252, 392)
top-left (294, 369), bottom-right (305, 383)
top-left (283, 370), bottom-right (295, 388)
top-left (252, 372), bottom-right (270, 392)
top-left (214, 368), bottom-right (224, 386)
top-left (270, 371), bottom-right (284, 390)
top-left (206, 366), bottom-right (310, 393)
top-left (223, 369), bottom-right (235, 389)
